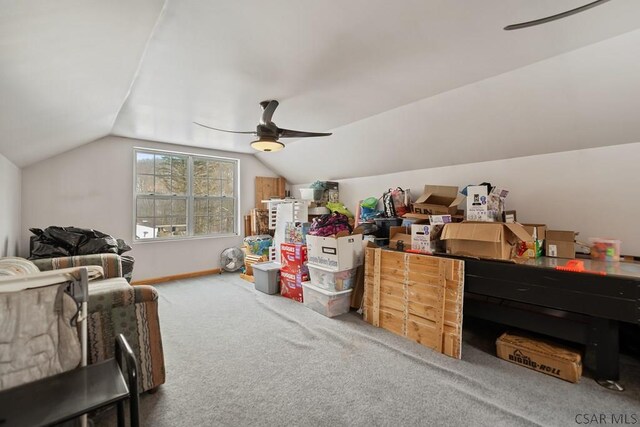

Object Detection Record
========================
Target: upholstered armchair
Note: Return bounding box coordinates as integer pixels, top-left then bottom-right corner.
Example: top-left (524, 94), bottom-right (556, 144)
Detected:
top-left (1, 255), bottom-right (165, 393)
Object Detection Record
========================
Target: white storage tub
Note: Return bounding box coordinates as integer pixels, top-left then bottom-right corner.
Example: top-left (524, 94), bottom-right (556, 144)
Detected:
top-left (302, 281), bottom-right (352, 318)
top-left (308, 264), bottom-right (357, 292)
top-left (299, 188), bottom-right (323, 201)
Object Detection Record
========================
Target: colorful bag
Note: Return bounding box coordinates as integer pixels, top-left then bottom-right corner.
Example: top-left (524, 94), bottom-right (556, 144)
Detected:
top-left (382, 188), bottom-right (408, 218)
top-left (308, 212), bottom-right (352, 237)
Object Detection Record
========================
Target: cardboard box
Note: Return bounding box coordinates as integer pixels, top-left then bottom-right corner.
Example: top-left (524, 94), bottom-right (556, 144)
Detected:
top-left (441, 222), bottom-right (533, 260)
top-left (503, 210), bottom-right (517, 223)
top-left (429, 215), bottom-right (452, 225)
top-left (496, 332), bottom-right (582, 383)
top-left (522, 224), bottom-right (547, 258)
top-left (306, 234), bottom-right (364, 271)
top-left (389, 226), bottom-right (412, 251)
top-left (280, 243), bottom-right (308, 274)
top-left (280, 269), bottom-right (310, 302)
top-left (413, 185), bottom-right (464, 216)
top-left (465, 185), bottom-right (489, 221)
top-left (411, 224), bottom-right (436, 253)
top-left (546, 230), bottom-right (577, 259)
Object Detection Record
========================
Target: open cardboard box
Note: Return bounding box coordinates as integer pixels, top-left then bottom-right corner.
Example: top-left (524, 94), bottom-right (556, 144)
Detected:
top-left (413, 185), bottom-right (465, 216)
top-left (441, 221), bottom-right (533, 261)
top-left (389, 226), bottom-right (412, 251)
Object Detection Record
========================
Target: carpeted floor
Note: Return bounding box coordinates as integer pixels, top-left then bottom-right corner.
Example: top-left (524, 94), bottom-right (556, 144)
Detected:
top-left (94, 274), bottom-right (640, 426)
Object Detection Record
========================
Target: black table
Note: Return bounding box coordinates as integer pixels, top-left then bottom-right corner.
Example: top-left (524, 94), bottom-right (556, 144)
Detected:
top-left (459, 256), bottom-right (640, 390)
top-left (0, 335), bottom-right (139, 426)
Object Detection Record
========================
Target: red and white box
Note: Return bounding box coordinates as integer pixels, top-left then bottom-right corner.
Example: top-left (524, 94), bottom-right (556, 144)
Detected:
top-left (280, 243), bottom-right (309, 275)
top-left (280, 269), bottom-right (310, 302)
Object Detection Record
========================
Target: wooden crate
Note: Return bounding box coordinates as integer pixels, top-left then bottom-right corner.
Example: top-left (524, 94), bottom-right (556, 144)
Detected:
top-left (363, 247), bottom-right (465, 359)
top-left (244, 253), bottom-right (267, 276)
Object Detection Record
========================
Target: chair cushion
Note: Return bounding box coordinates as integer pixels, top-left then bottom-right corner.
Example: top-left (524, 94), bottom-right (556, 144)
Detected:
top-left (0, 258), bottom-right (40, 276)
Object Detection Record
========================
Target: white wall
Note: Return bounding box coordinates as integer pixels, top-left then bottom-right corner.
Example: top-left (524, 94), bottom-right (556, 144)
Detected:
top-left (0, 153), bottom-right (21, 256)
top-left (292, 143), bottom-right (640, 255)
top-left (21, 136), bottom-right (279, 280)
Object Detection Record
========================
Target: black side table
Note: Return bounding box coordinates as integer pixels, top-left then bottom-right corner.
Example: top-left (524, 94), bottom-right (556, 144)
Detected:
top-left (0, 334), bottom-right (139, 427)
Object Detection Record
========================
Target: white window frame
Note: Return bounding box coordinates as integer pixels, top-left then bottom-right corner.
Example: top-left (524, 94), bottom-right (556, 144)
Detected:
top-left (133, 147), bottom-right (240, 243)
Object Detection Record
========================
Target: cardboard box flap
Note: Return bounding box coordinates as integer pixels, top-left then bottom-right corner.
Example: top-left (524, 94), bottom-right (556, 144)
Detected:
top-left (441, 223), bottom-right (503, 243)
top-left (415, 185), bottom-right (460, 205)
top-left (504, 223), bottom-right (534, 243)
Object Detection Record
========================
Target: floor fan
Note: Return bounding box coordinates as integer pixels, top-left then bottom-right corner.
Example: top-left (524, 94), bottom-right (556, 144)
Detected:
top-left (220, 247), bottom-right (245, 272)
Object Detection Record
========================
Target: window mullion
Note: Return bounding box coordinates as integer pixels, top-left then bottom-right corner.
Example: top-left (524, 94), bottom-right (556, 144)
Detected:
top-left (188, 156), bottom-right (194, 237)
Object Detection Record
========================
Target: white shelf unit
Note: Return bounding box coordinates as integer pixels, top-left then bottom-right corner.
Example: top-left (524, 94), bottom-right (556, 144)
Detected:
top-left (262, 199), bottom-right (309, 262)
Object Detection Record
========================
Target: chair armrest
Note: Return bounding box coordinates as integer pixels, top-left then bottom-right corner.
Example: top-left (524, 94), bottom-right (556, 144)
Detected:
top-left (87, 279), bottom-right (164, 393)
top-left (33, 254), bottom-right (123, 279)
top-left (88, 279), bottom-right (157, 309)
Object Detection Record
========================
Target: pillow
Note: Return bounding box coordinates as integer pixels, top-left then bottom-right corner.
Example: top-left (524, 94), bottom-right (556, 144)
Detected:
top-left (0, 257), bottom-right (40, 276)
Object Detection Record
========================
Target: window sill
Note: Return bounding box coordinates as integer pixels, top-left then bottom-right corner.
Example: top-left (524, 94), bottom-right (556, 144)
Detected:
top-left (133, 233), bottom-right (240, 245)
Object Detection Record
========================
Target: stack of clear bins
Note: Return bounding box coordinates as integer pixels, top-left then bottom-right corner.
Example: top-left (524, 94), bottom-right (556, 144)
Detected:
top-left (302, 264), bottom-right (356, 317)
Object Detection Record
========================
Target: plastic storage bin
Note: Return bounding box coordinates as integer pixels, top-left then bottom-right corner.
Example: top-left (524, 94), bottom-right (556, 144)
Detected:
top-left (589, 238), bottom-right (621, 262)
top-left (302, 282), bottom-right (352, 318)
top-left (299, 188), bottom-right (323, 201)
top-left (252, 262), bottom-right (281, 294)
top-left (308, 265), bottom-right (357, 292)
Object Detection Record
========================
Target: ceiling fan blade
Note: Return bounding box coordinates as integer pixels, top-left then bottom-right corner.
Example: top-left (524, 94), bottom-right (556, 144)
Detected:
top-left (504, 0), bottom-right (611, 30)
top-left (278, 128), bottom-right (332, 138)
top-left (193, 122), bottom-right (256, 135)
top-left (259, 100), bottom-right (279, 125)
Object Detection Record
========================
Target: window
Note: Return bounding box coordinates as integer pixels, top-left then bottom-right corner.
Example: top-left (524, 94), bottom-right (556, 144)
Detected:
top-left (134, 149), bottom-right (238, 241)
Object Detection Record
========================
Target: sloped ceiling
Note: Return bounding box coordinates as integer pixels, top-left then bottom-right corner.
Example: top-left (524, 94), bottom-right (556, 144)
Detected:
top-left (0, 0), bottom-right (165, 167)
top-left (2, 1), bottom-right (640, 175)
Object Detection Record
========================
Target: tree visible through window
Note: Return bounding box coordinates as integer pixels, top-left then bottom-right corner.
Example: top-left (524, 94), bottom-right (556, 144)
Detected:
top-left (135, 150), bottom-right (238, 240)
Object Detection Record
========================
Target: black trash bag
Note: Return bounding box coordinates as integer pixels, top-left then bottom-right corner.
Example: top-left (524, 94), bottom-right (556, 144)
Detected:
top-left (29, 228), bottom-right (44, 237)
top-left (116, 239), bottom-right (132, 255)
top-left (120, 255), bottom-right (135, 283)
top-left (30, 241), bottom-right (70, 259)
top-left (65, 227), bottom-right (120, 255)
top-left (29, 226), bottom-right (124, 258)
top-left (45, 226), bottom-right (88, 252)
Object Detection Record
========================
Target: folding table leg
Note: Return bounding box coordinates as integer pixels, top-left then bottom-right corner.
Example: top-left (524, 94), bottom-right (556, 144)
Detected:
top-left (589, 317), bottom-right (623, 391)
top-left (130, 394), bottom-right (140, 427)
top-left (117, 401), bottom-right (125, 427)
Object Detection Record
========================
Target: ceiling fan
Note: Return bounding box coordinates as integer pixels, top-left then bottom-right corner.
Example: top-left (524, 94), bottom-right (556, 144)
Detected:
top-left (504, 0), bottom-right (611, 30)
top-left (194, 100), bottom-right (332, 152)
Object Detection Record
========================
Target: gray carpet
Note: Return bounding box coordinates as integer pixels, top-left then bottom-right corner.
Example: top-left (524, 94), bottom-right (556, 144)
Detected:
top-left (95, 274), bottom-right (640, 426)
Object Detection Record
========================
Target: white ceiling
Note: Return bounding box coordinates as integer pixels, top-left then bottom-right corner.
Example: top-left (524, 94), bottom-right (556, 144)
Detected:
top-left (2, 0), bottom-right (640, 177)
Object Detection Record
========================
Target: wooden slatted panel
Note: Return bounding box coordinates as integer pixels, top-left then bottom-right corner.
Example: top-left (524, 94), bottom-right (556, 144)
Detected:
top-left (255, 177), bottom-right (286, 209)
top-left (362, 247), bottom-right (465, 359)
